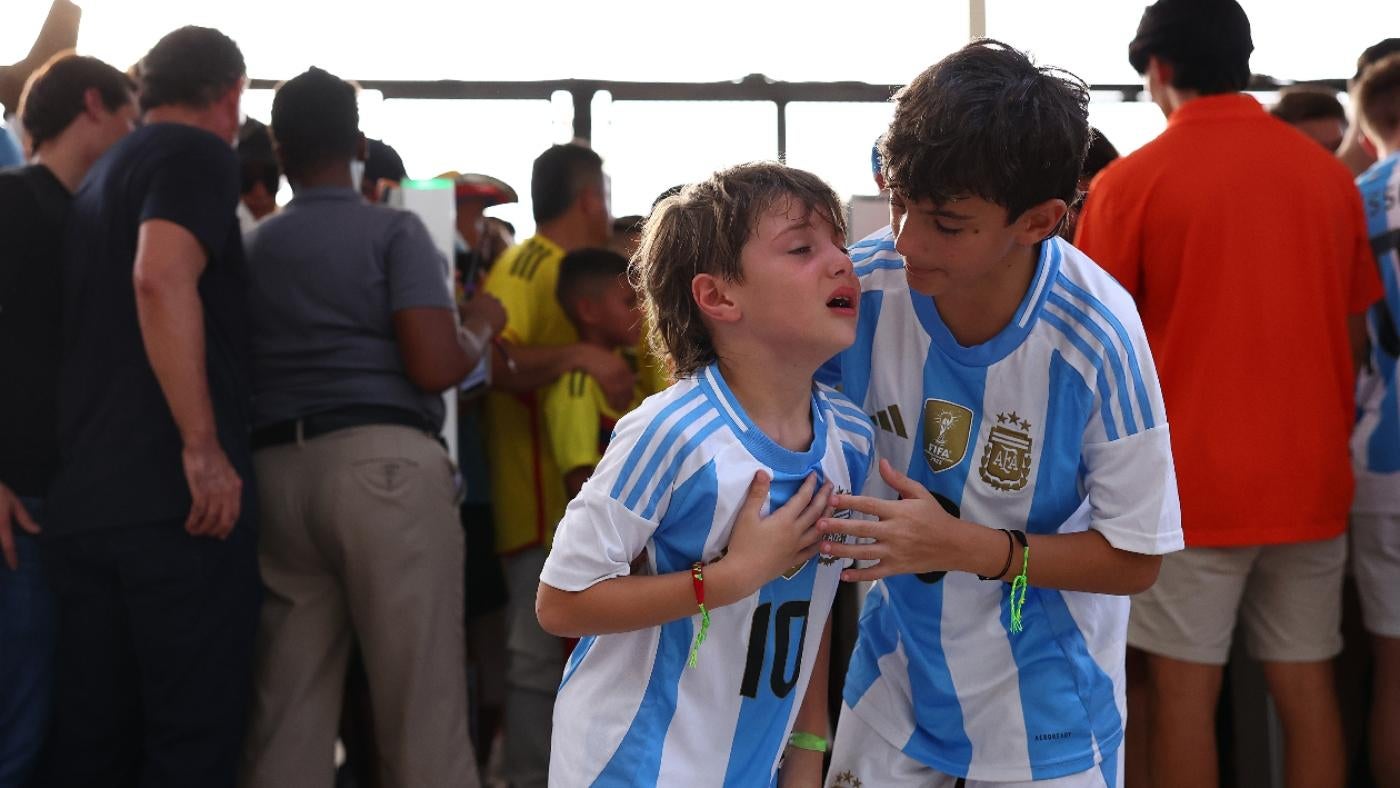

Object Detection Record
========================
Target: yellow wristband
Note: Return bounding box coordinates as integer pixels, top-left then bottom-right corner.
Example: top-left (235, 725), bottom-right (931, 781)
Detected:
top-left (787, 731), bottom-right (829, 752)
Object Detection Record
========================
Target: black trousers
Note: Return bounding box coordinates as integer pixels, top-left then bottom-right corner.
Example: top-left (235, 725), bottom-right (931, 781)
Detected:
top-left (36, 518), bottom-right (261, 788)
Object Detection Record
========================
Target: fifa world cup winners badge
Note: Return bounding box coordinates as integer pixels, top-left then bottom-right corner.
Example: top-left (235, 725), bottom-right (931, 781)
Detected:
top-left (980, 411), bottom-right (1033, 491)
top-left (923, 399), bottom-right (973, 474)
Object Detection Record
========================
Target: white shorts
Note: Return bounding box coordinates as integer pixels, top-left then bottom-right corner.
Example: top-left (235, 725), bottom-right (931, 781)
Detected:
top-left (1352, 512), bottom-right (1400, 637)
top-left (1127, 536), bottom-right (1346, 664)
top-left (826, 703), bottom-right (1123, 788)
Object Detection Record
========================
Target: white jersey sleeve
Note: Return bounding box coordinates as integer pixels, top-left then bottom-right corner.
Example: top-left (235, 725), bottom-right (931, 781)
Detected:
top-left (1050, 263), bottom-right (1182, 555)
top-left (540, 384), bottom-right (695, 592)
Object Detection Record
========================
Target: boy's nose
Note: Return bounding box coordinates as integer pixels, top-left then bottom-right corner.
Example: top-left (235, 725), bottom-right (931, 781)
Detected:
top-left (829, 245), bottom-right (854, 276)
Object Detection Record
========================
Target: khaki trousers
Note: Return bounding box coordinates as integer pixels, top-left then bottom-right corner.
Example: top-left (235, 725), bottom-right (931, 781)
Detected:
top-left (240, 425), bottom-right (476, 788)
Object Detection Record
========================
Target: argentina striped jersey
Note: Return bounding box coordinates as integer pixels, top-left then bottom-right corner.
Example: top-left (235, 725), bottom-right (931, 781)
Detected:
top-left (824, 228), bottom-right (1183, 782)
top-left (1352, 152), bottom-right (1400, 512)
top-left (540, 363), bottom-right (877, 787)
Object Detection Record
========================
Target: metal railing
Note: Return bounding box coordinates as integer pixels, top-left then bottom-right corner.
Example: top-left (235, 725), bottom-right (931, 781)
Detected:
top-left (247, 74), bottom-right (1343, 162)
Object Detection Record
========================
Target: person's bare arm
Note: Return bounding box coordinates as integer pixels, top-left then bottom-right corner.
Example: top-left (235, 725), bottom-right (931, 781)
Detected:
top-left (0, 482), bottom-right (39, 570)
top-left (492, 342), bottom-right (635, 411)
top-left (818, 459), bottom-right (1162, 595)
top-left (394, 308), bottom-right (472, 392)
top-left (394, 290), bottom-right (507, 393)
top-left (132, 219), bottom-right (241, 539)
top-left (779, 619), bottom-right (832, 787)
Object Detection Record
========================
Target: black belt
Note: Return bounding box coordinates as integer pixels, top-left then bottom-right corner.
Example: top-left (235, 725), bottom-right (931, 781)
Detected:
top-left (251, 405), bottom-right (438, 450)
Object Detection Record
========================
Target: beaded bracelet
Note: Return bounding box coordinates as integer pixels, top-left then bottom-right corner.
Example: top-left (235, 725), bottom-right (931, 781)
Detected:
top-left (686, 561), bottom-right (711, 668)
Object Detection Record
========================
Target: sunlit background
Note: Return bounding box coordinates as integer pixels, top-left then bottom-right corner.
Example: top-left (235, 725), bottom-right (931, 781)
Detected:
top-left (4, 0), bottom-right (1397, 237)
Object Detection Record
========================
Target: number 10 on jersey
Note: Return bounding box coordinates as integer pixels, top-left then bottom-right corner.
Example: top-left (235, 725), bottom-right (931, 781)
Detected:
top-left (739, 600), bottom-right (811, 699)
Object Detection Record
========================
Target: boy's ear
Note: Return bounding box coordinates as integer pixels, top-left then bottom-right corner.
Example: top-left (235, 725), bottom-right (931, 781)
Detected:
top-left (691, 273), bottom-right (741, 324)
top-left (82, 86), bottom-right (106, 121)
top-left (1147, 56), bottom-right (1174, 88)
top-left (1014, 198), bottom-right (1068, 244)
top-left (577, 186), bottom-right (605, 219)
top-left (1360, 129), bottom-right (1379, 159)
top-left (574, 295), bottom-right (601, 326)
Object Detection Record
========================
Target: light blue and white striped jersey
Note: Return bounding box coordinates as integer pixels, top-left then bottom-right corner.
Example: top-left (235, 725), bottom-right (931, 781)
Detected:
top-left (823, 228), bottom-right (1183, 783)
top-left (541, 363), bottom-right (877, 788)
top-left (1352, 152), bottom-right (1400, 513)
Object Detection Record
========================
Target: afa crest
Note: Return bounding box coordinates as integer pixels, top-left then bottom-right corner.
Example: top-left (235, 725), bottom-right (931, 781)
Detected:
top-left (922, 399), bottom-right (973, 473)
top-left (818, 486), bottom-right (854, 567)
top-left (979, 411), bottom-right (1033, 491)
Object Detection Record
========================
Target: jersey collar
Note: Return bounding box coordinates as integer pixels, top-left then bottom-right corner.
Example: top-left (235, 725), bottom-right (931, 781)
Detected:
top-left (697, 363), bottom-right (829, 473)
top-left (911, 235), bottom-right (1063, 367)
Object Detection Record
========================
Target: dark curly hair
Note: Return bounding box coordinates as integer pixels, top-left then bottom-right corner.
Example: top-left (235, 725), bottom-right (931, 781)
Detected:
top-left (880, 39), bottom-right (1089, 223)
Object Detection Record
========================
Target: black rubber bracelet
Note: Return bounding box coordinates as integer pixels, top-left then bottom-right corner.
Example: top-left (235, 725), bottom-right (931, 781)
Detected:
top-left (978, 528), bottom-right (1015, 581)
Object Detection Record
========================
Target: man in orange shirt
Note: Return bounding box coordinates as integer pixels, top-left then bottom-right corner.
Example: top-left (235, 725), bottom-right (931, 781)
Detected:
top-left (1075, 2), bottom-right (1380, 786)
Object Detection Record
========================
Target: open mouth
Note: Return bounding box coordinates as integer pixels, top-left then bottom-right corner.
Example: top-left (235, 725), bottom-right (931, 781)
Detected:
top-left (826, 286), bottom-right (858, 313)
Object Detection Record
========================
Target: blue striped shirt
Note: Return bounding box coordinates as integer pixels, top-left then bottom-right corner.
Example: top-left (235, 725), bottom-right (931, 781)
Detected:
top-left (541, 363), bottom-right (877, 787)
top-left (825, 228), bottom-right (1182, 783)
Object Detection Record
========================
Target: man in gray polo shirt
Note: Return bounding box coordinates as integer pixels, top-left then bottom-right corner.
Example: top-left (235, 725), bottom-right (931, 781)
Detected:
top-left (238, 67), bottom-right (505, 788)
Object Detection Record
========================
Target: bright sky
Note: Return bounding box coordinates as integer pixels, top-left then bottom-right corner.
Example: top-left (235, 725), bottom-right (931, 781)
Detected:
top-left (4, 0), bottom-right (1397, 236)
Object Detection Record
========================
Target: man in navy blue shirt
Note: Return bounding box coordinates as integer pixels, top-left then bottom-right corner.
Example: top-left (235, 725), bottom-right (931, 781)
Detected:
top-left (38, 27), bottom-right (260, 788)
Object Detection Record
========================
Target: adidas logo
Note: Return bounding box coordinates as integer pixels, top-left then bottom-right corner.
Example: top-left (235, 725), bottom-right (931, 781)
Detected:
top-left (870, 404), bottom-right (908, 438)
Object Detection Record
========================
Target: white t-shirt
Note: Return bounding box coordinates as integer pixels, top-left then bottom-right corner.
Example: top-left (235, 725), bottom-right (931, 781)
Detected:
top-left (541, 363), bottom-right (876, 787)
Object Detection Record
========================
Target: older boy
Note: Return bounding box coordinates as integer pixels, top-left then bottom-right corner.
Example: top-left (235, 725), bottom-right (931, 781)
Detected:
top-left (817, 41), bottom-right (1182, 787)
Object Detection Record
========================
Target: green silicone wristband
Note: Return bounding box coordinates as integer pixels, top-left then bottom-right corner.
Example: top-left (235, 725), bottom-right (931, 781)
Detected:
top-left (787, 732), bottom-right (829, 753)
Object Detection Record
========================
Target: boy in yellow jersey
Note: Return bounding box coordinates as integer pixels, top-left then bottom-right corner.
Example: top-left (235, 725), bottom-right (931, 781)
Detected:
top-left (545, 249), bottom-right (646, 500)
top-left (484, 142), bottom-right (639, 788)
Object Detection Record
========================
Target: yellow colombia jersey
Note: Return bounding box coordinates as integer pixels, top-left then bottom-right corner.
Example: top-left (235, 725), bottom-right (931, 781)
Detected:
top-left (544, 365), bottom-right (644, 480)
top-left (484, 235), bottom-right (573, 554)
top-left (484, 235), bottom-right (666, 553)
top-left (627, 337), bottom-right (671, 399)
